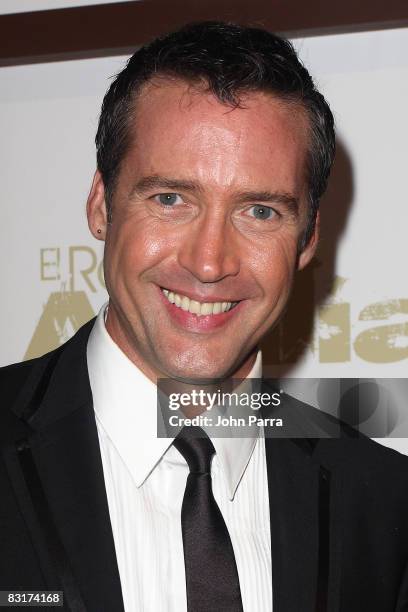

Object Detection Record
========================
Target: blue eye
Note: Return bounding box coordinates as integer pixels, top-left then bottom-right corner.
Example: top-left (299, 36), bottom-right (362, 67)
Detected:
top-left (249, 205), bottom-right (276, 220)
top-left (155, 193), bottom-right (183, 206)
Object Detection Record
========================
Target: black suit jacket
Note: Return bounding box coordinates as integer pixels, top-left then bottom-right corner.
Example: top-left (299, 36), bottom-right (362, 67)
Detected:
top-left (1, 318), bottom-right (408, 612)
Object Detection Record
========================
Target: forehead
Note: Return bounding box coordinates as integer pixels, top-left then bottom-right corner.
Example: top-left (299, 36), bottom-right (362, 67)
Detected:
top-left (125, 78), bottom-right (309, 192)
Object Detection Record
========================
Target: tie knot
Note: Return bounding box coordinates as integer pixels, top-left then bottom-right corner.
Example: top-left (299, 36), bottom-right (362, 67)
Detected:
top-left (173, 426), bottom-right (215, 473)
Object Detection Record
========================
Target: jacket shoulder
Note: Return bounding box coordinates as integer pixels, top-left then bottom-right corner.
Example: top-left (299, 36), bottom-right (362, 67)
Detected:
top-left (261, 379), bottom-right (408, 471)
top-left (0, 318), bottom-right (96, 441)
top-left (318, 430), bottom-right (408, 472)
top-left (0, 342), bottom-right (66, 404)
top-left (0, 349), bottom-right (61, 442)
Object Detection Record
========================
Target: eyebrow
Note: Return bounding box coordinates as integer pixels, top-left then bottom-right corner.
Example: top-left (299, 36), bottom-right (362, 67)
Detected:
top-left (130, 175), bottom-right (299, 216)
top-left (130, 175), bottom-right (202, 197)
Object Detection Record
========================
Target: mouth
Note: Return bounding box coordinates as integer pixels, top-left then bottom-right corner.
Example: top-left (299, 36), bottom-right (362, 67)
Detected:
top-left (161, 287), bottom-right (240, 317)
top-left (158, 286), bottom-right (243, 332)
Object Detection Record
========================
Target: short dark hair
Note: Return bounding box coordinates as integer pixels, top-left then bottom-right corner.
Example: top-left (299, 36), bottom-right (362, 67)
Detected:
top-left (96, 21), bottom-right (335, 249)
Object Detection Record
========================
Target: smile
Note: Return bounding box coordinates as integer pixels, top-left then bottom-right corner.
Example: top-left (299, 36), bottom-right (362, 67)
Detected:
top-left (161, 288), bottom-right (239, 316)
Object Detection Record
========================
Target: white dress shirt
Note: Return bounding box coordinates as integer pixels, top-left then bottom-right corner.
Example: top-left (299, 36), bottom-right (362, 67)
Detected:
top-left (87, 303), bottom-right (272, 612)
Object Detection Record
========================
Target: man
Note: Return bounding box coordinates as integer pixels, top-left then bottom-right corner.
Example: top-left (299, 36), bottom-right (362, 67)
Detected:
top-left (1, 21), bottom-right (408, 612)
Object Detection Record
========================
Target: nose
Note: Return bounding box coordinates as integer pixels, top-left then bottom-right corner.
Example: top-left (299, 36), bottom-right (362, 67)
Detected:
top-left (177, 210), bottom-right (240, 283)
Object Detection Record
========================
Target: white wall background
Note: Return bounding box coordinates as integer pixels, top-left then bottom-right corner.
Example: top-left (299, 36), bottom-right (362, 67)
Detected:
top-left (1, 27), bottom-right (407, 444)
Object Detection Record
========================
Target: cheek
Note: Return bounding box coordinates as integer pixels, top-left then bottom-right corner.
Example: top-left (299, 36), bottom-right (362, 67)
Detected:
top-left (105, 218), bottom-right (176, 277)
top-left (249, 233), bottom-right (299, 292)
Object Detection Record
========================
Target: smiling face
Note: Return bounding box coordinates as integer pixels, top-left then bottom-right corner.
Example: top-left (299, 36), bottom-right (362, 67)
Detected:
top-left (87, 79), bottom-right (319, 382)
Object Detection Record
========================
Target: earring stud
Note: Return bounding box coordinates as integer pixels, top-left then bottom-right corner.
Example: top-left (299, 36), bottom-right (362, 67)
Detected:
top-left (97, 229), bottom-right (102, 234)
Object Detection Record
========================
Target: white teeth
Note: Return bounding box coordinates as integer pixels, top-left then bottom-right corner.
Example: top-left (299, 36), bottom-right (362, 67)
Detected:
top-left (212, 302), bottom-right (222, 315)
top-left (200, 302), bottom-right (213, 316)
top-left (189, 300), bottom-right (200, 314)
top-left (180, 296), bottom-right (190, 311)
top-left (161, 288), bottom-right (236, 316)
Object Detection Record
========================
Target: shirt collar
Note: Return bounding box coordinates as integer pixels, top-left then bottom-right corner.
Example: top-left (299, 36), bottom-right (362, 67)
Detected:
top-left (87, 302), bottom-right (262, 500)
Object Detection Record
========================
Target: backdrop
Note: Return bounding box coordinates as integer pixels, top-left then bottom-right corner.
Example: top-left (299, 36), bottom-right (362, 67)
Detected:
top-left (1, 27), bottom-right (407, 446)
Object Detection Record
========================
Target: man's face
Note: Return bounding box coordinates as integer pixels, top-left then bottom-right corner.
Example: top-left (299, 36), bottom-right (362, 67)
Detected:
top-left (87, 80), bottom-right (318, 382)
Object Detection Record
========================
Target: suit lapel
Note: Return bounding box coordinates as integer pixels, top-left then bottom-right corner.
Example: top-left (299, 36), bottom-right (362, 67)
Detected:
top-left (265, 437), bottom-right (321, 611)
top-left (7, 320), bottom-right (125, 612)
top-left (260, 380), bottom-right (349, 611)
top-left (264, 434), bottom-right (345, 612)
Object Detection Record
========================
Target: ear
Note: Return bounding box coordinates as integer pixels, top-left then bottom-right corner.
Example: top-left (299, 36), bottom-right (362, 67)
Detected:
top-left (297, 211), bottom-right (320, 270)
top-left (86, 170), bottom-right (108, 241)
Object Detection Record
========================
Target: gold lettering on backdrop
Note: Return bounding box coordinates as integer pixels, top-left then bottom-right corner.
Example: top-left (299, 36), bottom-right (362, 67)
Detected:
top-left (262, 273), bottom-right (407, 365)
top-left (40, 248), bottom-right (60, 281)
top-left (318, 277), bottom-right (350, 363)
top-left (354, 299), bottom-right (408, 363)
top-left (24, 246), bottom-right (106, 360)
top-left (69, 246), bottom-right (98, 293)
top-left (319, 303), bottom-right (351, 362)
top-left (24, 248), bottom-right (408, 363)
top-left (24, 291), bottom-right (95, 360)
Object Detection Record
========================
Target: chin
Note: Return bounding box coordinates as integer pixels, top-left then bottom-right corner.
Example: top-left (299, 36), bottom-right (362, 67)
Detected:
top-left (160, 354), bottom-right (235, 384)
